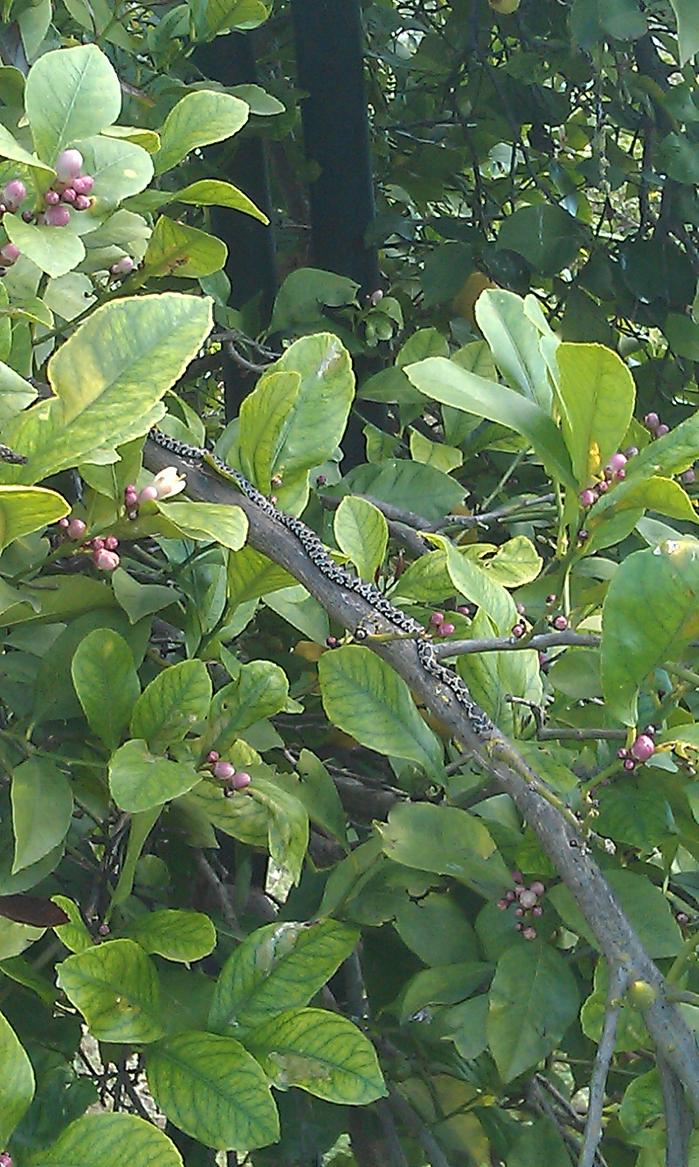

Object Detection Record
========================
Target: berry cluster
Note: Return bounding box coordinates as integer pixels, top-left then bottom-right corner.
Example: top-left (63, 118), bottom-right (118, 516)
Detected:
top-left (206, 751), bottom-right (252, 796)
top-left (57, 517), bottom-right (120, 571)
top-left (124, 468), bottom-right (186, 519)
top-left (618, 728), bottom-right (656, 771)
top-left (0, 1152), bottom-right (13, 1167)
top-left (579, 449), bottom-right (635, 514)
top-left (497, 871), bottom-right (545, 940)
top-left (429, 611), bottom-right (455, 637)
top-left (511, 600), bottom-right (527, 639)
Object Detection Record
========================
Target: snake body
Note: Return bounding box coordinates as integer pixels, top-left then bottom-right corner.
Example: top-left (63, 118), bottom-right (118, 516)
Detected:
top-left (149, 427), bottom-right (494, 739)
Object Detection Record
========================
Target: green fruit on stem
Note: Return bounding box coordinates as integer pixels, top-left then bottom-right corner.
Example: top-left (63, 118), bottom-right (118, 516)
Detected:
top-left (489, 0), bottom-right (521, 13)
top-left (628, 980), bottom-right (657, 1010)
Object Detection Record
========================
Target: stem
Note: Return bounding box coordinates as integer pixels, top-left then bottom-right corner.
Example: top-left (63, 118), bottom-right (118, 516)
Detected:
top-left (578, 964), bottom-right (626, 1167)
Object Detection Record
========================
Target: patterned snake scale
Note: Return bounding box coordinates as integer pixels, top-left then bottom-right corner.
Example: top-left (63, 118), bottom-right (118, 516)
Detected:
top-left (149, 427), bottom-right (494, 739)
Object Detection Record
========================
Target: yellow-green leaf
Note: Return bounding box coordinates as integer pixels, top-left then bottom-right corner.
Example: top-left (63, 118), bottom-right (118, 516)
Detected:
top-left (334, 495), bottom-right (388, 580)
top-left (142, 216), bottom-right (227, 278)
top-left (57, 939), bottom-right (164, 1043)
top-left (154, 91), bottom-right (249, 175)
top-left (0, 484), bottom-right (68, 549)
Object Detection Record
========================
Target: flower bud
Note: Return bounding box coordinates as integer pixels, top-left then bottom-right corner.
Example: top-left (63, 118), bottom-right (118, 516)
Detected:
top-left (644, 412), bottom-right (659, 430)
top-left (60, 187), bottom-right (76, 205)
top-left (74, 194), bottom-right (91, 211)
top-left (623, 757), bottom-right (636, 771)
top-left (0, 243), bottom-right (19, 264)
top-left (45, 189), bottom-right (60, 206)
top-left (606, 452), bottom-right (627, 474)
top-left (58, 517), bottom-right (69, 529)
top-left (512, 623), bottom-right (526, 639)
top-left (232, 770), bottom-right (252, 790)
top-left (0, 1151), bottom-right (14, 1166)
top-left (72, 174), bottom-right (94, 195)
top-left (111, 255), bottom-right (135, 276)
top-left (522, 926), bottom-right (537, 941)
top-left (138, 484), bottom-right (158, 504)
top-left (93, 548), bottom-right (119, 572)
top-left (430, 611), bottom-right (444, 627)
top-left (206, 751), bottom-right (220, 764)
top-left (656, 424), bottom-right (670, 437)
top-left (496, 898), bottom-right (508, 910)
top-left (512, 870), bottom-right (523, 883)
top-left (681, 468), bottom-right (696, 485)
top-left (3, 179), bottom-right (26, 207)
top-left (213, 760), bottom-right (236, 781)
top-left (370, 289), bottom-right (384, 306)
top-left (152, 466), bottom-right (186, 500)
top-left (67, 518), bottom-right (86, 541)
top-left (437, 622), bottom-right (455, 637)
top-left (529, 881), bottom-right (545, 896)
top-left (104, 535), bottom-right (119, 551)
top-left (579, 488), bottom-right (596, 508)
top-left (45, 204), bottom-right (70, 227)
top-left (519, 889), bottom-right (538, 909)
top-left (630, 733), bottom-right (655, 762)
top-left (552, 614), bottom-right (568, 631)
top-left (21, 210), bottom-right (33, 222)
top-left (55, 148), bottom-right (83, 183)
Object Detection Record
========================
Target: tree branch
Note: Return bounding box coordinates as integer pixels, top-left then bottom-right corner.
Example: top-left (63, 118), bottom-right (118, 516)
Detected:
top-left (578, 964), bottom-right (626, 1167)
top-left (658, 1058), bottom-right (693, 1167)
top-left (144, 439), bottom-right (699, 1115)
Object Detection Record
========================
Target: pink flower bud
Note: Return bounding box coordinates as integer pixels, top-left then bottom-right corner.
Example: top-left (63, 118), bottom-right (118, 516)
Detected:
top-left (0, 1151), bottom-right (14, 1166)
top-left (496, 898), bottom-right (508, 910)
top-left (370, 289), bottom-right (384, 306)
top-left (630, 734), bottom-right (655, 762)
top-left (519, 889), bottom-right (538, 909)
top-left (60, 187), bottom-right (76, 204)
top-left (111, 255), bottom-right (135, 276)
top-left (529, 881), bottom-right (545, 896)
top-left (0, 243), bottom-right (19, 264)
top-left (206, 751), bottom-right (220, 763)
top-left (45, 204), bottom-right (70, 227)
top-left (72, 175), bottom-right (94, 195)
top-left (152, 467), bottom-right (186, 499)
top-left (138, 484), bottom-right (158, 503)
top-left (430, 611), bottom-right (445, 627)
top-left (98, 922), bottom-right (110, 935)
top-left (515, 907), bottom-right (524, 918)
top-left (104, 535), bottom-right (119, 551)
top-left (58, 517), bottom-right (70, 528)
top-left (505, 890), bottom-right (516, 901)
top-left (90, 537), bottom-right (105, 551)
top-left (597, 479), bottom-right (608, 493)
top-left (456, 604), bottom-right (471, 616)
top-left (532, 905), bottom-right (543, 917)
top-left (437, 622), bottom-right (455, 637)
top-left (74, 195), bottom-right (91, 211)
top-left (232, 770), bottom-right (252, 790)
top-left (3, 179), bottom-right (26, 207)
top-left (55, 148), bottom-right (83, 183)
top-left (606, 452), bottom-right (627, 474)
top-left (579, 488), bottom-right (596, 508)
top-left (644, 412), bottom-right (659, 430)
top-left (623, 757), bottom-right (636, 771)
top-left (614, 469), bottom-right (626, 481)
top-left (213, 760), bottom-right (236, 781)
top-left (553, 614), bottom-right (568, 631)
top-left (681, 468), bottom-right (696, 485)
top-left (512, 870), bottom-right (523, 883)
top-left (511, 623), bottom-right (526, 639)
top-left (624, 446), bottom-right (639, 458)
top-left (656, 424), bottom-right (670, 437)
top-left (93, 548), bottom-right (119, 572)
top-left (67, 518), bottom-right (86, 540)
top-left (45, 190), bottom-right (60, 206)
top-left (522, 926), bottom-right (537, 941)
top-left (21, 210), bottom-right (33, 222)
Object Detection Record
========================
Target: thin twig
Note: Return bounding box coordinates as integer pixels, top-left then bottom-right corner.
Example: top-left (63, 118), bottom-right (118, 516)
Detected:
top-left (388, 1089), bottom-right (454, 1167)
top-left (578, 964), bottom-right (626, 1167)
top-left (195, 851), bottom-right (241, 936)
top-left (658, 1057), bottom-right (693, 1167)
top-left (435, 630), bottom-right (599, 659)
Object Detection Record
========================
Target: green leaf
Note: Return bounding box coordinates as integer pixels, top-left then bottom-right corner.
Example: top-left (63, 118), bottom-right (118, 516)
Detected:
top-left (111, 569), bottom-right (178, 625)
top-left (270, 269), bottom-right (359, 333)
top-left (487, 942), bottom-right (579, 1081)
top-left (409, 428), bottom-right (462, 473)
top-left (173, 179), bottom-right (268, 223)
top-left (295, 749), bottom-right (348, 844)
top-left (1, 294), bottom-right (212, 486)
top-left (109, 739), bottom-right (201, 813)
top-left (78, 135), bottom-right (154, 203)
top-left (56, 938), bottom-right (164, 1042)
top-left (4, 216), bottom-right (85, 279)
top-left (51, 895), bottom-right (94, 953)
top-left (570, 0), bottom-right (646, 44)
top-left (191, 0), bottom-right (271, 38)
top-left (206, 660), bottom-right (288, 754)
top-left (556, 343), bottom-right (635, 489)
top-left (334, 496), bottom-right (388, 580)
top-left (342, 459), bottom-right (464, 524)
top-left (475, 290), bottom-right (554, 409)
top-left (0, 122), bottom-right (54, 175)
top-left (507, 1118), bottom-right (571, 1167)
top-left (318, 645), bottom-right (443, 772)
top-left (549, 871), bottom-right (682, 958)
top-left (629, 411), bottom-right (699, 481)
top-left (0, 485), bottom-right (68, 550)
top-left (25, 44), bottom-right (122, 162)
top-left (146, 1031), bottom-right (279, 1152)
top-left (669, 0), bottom-right (699, 64)
top-left (127, 909), bottom-right (216, 962)
top-left (394, 893), bottom-right (480, 966)
top-left (441, 538), bottom-right (517, 634)
top-left (0, 1009), bottom-right (35, 1145)
top-left (71, 628), bottom-right (140, 750)
top-left (142, 216), bottom-right (228, 279)
top-left (239, 371), bottom-right (302, 492)
top-left (11, 757), bottom-right (73, 873)
top-left (656, 133), bottom-right (699, 184)
top-left (377, 802), bottom-right (511, 899)
top-left (130, 659), bottom-right (212, 749)
top-left (399, 962), bottom-right (491, 1023)
top-left (248, 1007), bottom-right (386, 1104)
top-left (30, 1113), bottom-right (183, 1167)
top-left (586, 476), bottom-right (698, 554)
top-left (497, 205), bottom-right (586, 276)
top-left (209, 920), bottom-right (359, 1034)
top-left (248, 774), bottom-right (309, 888)
top-left (601, 539), bottom-right (699, 724)
top-left (405, 357), bottom-right (575, 488)
top-left (157, 499), bottom-right (248, 550)
top-left (228, 546), bottom-right (296, 607)
top-left (154, 91), bottom-right (249, 175)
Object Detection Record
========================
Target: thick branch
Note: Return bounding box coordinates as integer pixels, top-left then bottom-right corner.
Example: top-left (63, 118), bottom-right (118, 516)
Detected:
top-left (144, 440), bottom-right (699, 1113)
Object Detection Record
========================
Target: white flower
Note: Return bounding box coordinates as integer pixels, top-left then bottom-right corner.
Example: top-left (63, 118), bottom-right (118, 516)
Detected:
top-left (152, 466), bottom-right (186, 500)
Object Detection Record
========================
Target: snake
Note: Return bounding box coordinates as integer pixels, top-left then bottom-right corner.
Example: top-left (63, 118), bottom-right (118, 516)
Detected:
top-left (148, 427), bottom-right (495, 740)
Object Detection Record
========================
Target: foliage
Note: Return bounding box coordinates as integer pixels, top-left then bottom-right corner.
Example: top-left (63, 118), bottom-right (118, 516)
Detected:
top-left (0, 3), bottom-right (697, 1166)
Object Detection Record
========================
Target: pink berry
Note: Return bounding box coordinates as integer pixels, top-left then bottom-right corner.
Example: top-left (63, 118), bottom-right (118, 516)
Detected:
top-left (91, 537), bottom-right (105, 551)
top-left (579, 489), bottom-right (596, 508)
top-left (644, 412), bottom-right (659, 430)
top-left (532, 905), bottom-right (543, 917)
top-left (21, 210), bottom-right (33, 222)
top-left (67, 518), bottom-right (86, 541)
top-left (456, 604), bottom-right (471, 616)
top-left (74, 194), bottom-right (91, 211)
top-left (206, 751), bottom-right (220, 763)
top-left (213, 760), bottom-right (236, 781)
top-left (681, 468), bottom-right (696, 485)
top-left (617, 747), bottom-right (628, 759)
top-left (515, 907), bottom-right (524, 918)
top-left (0, 243), bottom-right (19, 264)
top-left (512, 870), bottom-right (523, 883)
top-left (630, 734), bottom-right (655, 762)
top-left (72, 175), bottom-right (94, 195)
top-left (60, 187), bottom-right (76, 205)
top-left (529, 881), bottom-right (545, 896)
top-left (58, 517), bottom-right (69, 529)
top-left (615, 468), bottom-right (626, 481)
top-left (138, 484), bottom-right (158, 503)
top-left (437, 622), bottom-right (455, 637)
top-left (597, 479), bottom-right (609, 493)
top-left (606, 452), bottom-right (627, 474)
top-left (98, 922), bottom-right (110, 935)
top-left (656, 424), bottom-right (670, 437)
top-left (522, 926), bottom-right (537, 941)
top-left (55, 148), bottom-right (83, 183)
top-left (111, 255), bottom-right (135, 276)
top-left (232, 770), bottom-right (252, 790)
top-left (430, 611), bottom-right (445, 627)
top-left (104, 535), bottom-right (119, 551)
top-left (505, 890), bottom-right (516, 902)
top-left (93, 548), bottom-right (119, 572)
top-left (512, 623), bottom-right (526, 639)
top-left (496, 898), bottom-right (508, 910)
top-left (3, 179), bottom-right (25, 207)
top-left (519, 889), bottom-right (538, 909)
top-left (623, 758), bottom-right (636, 771)
top-left (553, 614), bottom-right (568, 631)
top-left (45, 190), bottom-right (60, 206)
top-left (45, 205), bottom-right (70, 227)
top-left (624, 446), bottom-right (639, 458)
top-left (0, 1151), bottom-right (14, 1166)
